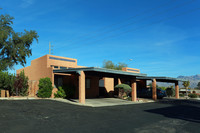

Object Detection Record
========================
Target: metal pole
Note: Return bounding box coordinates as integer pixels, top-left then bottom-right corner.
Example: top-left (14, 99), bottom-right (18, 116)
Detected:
top-left (49, 42), bottom-right (51, 55)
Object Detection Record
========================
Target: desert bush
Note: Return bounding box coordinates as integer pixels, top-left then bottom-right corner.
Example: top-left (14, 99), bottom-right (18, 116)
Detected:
top-left (37, 77), bottom-right (53, 98)
top-left (188, 93), bottom-right (198, 98)
top-left (179, 93), bottom-right (185, 97)
top-left (114, 84), bottom-right (132, 99)
top-left (115, 84), bottom-right (131, 92)
top-left (13, 70), bottom-right (29, 96)
top-left (54, 86), bottom-right (66, 98)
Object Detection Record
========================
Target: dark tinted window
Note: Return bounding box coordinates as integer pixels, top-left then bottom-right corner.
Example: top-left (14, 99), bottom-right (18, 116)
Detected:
top-left (54, 66), bottom-right (58, 68)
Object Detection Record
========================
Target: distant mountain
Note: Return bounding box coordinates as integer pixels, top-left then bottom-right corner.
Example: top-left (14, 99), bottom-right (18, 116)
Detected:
top-left (155, 74), bottom-right (200, 89)
top-left (177, 74), bottom-right (200, 89)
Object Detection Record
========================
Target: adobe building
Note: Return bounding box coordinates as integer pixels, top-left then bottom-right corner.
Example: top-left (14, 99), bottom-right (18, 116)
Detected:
top-left (16, 55), bottom-right (184, 104)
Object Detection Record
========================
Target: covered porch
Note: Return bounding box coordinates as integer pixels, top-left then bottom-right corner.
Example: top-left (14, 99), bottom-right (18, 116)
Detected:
top-left (53, 67), bottom-right (146, 104)
top-left (137, 76), bottom-right (185, 100)
top-left (53, 67), bottom-right (185, 104)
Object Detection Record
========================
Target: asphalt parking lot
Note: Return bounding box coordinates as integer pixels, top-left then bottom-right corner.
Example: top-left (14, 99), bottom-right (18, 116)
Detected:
top-left (0, 99), bottom-right (199, 133)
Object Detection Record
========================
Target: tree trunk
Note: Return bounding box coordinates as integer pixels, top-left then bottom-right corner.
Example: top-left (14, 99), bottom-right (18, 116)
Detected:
top-left (186, 87), bottom-right (188, 97)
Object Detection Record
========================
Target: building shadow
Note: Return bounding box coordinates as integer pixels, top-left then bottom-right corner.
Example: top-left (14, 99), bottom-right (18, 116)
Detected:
top-left (145, 99), bottom-right (200, 123)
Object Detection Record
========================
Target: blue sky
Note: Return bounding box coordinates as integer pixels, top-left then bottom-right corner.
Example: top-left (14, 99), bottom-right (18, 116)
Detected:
top-left (1, 0), bottom-right (200, 77)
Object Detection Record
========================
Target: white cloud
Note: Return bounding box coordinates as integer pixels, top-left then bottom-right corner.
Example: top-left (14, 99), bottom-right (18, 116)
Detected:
top-left (20, 0), bottom-right (34, 8)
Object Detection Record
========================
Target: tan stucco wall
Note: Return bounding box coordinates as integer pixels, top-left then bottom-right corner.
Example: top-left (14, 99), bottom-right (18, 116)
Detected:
top-left (104, 77), bottom-right (114, 93)
top-left (16, 55), bottom-right (80, 97)
top-left (16, 55), bottom-right (53, 81)
top-left (86, 76), bottom-right (99, 98)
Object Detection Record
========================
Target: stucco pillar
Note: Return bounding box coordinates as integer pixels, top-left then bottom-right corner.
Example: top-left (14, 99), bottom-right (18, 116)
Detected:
top-left (1, 90), bottom-right (5, 97)
top-left (152, 79), bottom-right (157, 100)
top-left (6, 90), bottom-right (9, 97)
top-left (52, 73), bottom-right (54, 87)
top-left (175, 82), bottom-right (179, 99)
top-left (79, 71), bottom-right (85, 104)
top-left (118, 78), bottom-right (121, 84)
top-left (131, 78), bottom-right (137, 102)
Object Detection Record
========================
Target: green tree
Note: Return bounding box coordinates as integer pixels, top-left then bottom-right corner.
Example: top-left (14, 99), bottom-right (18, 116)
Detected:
top-left (0, 14), bottom-right (39, 71)
top-left (148, 83), bottom-right (158, 88)
top-left (166, 87), bottom-right (175, 97)
top-left (0, 71), bottom-right (15, 94)
top-left (103, 60), bottom-right (127, 70)
top-left (183, 81), bottom-right (190, 97)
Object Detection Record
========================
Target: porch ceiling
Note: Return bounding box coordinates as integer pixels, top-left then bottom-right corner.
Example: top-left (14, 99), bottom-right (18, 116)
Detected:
top-left (137, 76), bottom-right (186, 83)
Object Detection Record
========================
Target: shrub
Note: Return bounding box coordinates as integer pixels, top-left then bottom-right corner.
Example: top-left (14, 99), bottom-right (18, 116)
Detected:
top-left (54, 86), bottom-right (66, 98)
top-left (37, 77), bottom-right (53, 98)
top-left (179, 93), bottom-right (185, 97)
top-left (188, 93), bottom-right (198, 98)
top-left (166, 88), bottom-right (175, 97)
top-left (114, 84), bottom-right (132, 99)
top-left (13, 70), bottom-right (29, 96)
top-left (115, 84), bottom-right (132, 93)
top-left (159, 86), bottom-right (167, 91)
top-left (63, 84), bottom-right (76, 99)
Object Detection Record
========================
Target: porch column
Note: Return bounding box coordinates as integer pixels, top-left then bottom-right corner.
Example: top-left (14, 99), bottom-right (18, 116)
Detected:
top-left (52, 73), bottom-right (54, 87)
top-left (79, 71), bottom-right (85, 104)
top-left (118, 78), bottom-right (121, 84)
top-left (131, 78), bottom-right (137, 102)
top-left (152, 79), bottom-right (157, 100)
top-left (175, 82), bottom-right (179, 99)
top-left (1, 90), bottom-right (5, 97)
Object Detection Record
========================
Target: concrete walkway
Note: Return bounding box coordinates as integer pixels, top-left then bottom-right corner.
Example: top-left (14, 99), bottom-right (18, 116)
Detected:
top-left (0, 97), bottom-right (155, 107)
top-left (52, 98), bottom-right (154, 107)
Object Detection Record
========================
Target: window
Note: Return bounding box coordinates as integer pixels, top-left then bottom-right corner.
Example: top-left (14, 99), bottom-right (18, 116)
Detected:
top-left (86, 78), bottom-right (91, 89)
top-left (60, 67), bottom-right (67, 69)
top-left (54, 66), bottom-right (58, 69)
top-left (58, 77), bottom-right (63, 87)
top-left (99, 79), bottom-right (104, 87)
top-left (49, 57), bottom-right (76, 62)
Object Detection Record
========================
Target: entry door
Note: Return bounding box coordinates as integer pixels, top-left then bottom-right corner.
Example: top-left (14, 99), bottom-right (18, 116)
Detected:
top-left (58, 77), bottom-right (63, 87)
top-left (99, 87), bottom-right (105, 97)
top-left (99, 79), bottom-right (105, 97)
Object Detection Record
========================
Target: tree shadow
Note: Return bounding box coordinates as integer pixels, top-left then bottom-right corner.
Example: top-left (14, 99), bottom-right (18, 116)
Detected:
top-left (145, 99), bottom-right (200, 123)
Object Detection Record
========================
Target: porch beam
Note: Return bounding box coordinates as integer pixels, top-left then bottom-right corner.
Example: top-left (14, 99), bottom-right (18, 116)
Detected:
top-left (118, 78), bottom-right (121, 84)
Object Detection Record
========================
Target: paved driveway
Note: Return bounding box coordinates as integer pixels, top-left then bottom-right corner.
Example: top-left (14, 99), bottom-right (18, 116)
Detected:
top-left (0, 99), bottom-right (199, 133)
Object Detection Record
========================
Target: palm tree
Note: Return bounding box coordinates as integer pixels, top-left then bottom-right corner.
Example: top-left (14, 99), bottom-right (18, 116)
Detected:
top-left (183, 81), bottom-right (190, 97)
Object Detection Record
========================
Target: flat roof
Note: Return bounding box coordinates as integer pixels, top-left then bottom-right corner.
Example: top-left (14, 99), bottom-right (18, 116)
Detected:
top-left (54, 67), bottom-right (185, 82)
top-left (137, 76), bottom-right (186, 82)
top-left (53, 67), bottom-right (147, 77)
